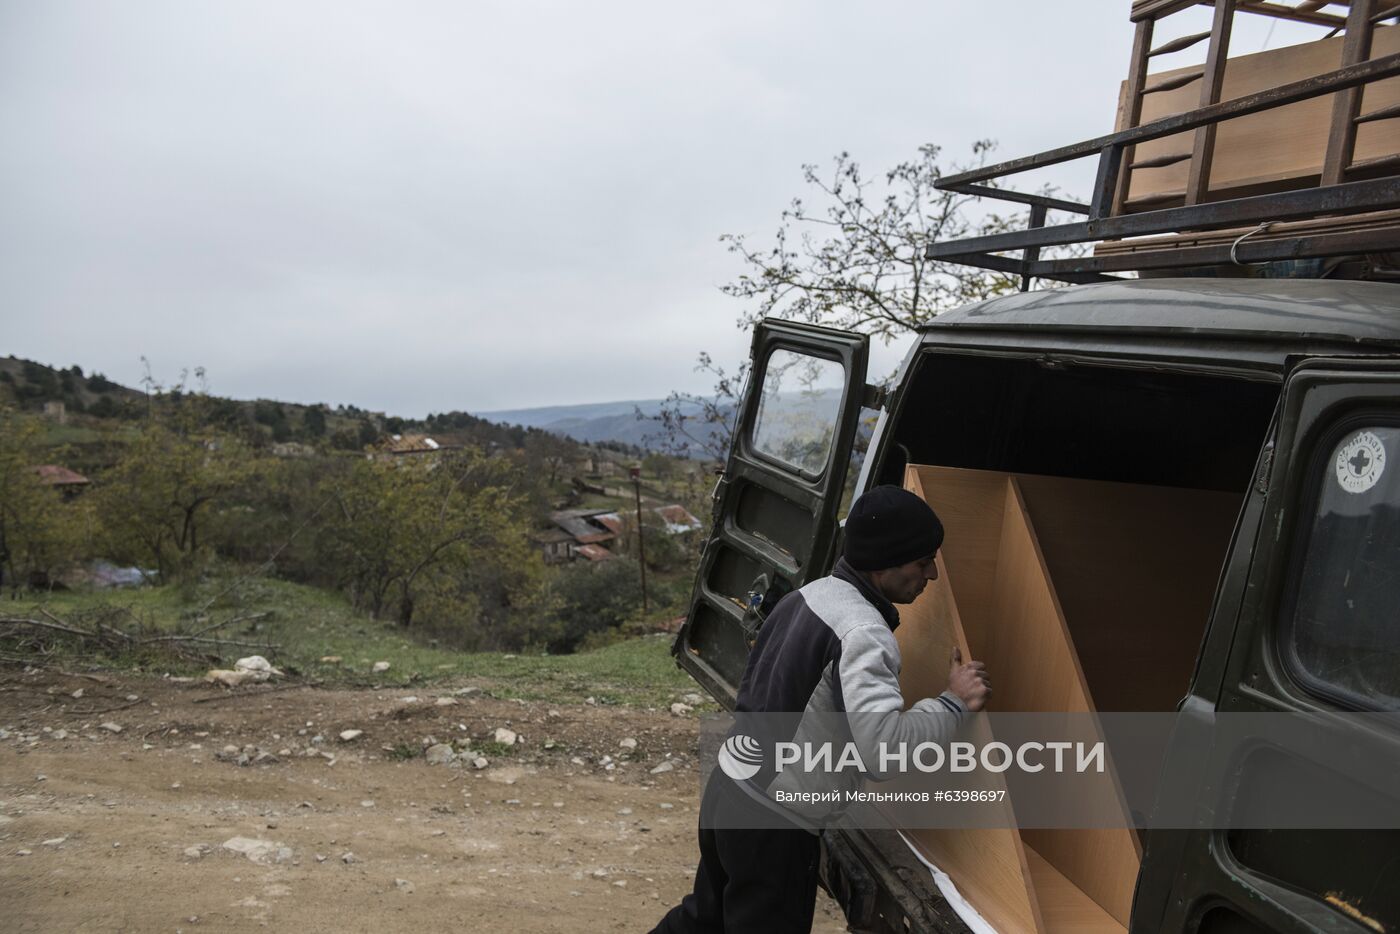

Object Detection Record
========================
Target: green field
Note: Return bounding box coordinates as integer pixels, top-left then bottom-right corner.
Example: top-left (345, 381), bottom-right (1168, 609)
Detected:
top-left (4, 577), bottom-right (701, 708)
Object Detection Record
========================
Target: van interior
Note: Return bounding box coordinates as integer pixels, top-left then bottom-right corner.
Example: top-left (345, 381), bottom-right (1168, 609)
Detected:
top-left (883, 350), bottom-right (1279, 934)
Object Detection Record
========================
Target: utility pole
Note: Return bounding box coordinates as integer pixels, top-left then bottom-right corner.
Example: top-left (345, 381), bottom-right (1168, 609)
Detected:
top-left (630, 464), bottom-right (648, 614)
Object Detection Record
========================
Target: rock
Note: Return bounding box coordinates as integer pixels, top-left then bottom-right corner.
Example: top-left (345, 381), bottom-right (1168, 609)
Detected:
top-left (591, 868), bottom-right (609, 878)
top-left (125, 694), bottom-right (139, 702)
top-left (434, 697), bottom-right (457, 707)
top-left (471, 757), bottom-right (489, 770)
top-left (619, 738), bottom-right (638, 751)
top-left (51, 730), bottom-right (68, 741)
top-left (184, 846), bottom-right (205, 859)
top-left (341, 851), bottom-right (358, 864)
top-left (394, 878), bottom-right (415, 894)
top-left (669, 703), bottom-right (693, 717)
top-left (486, 767), bottom-right (521, 785)
top-left (253, 751), bottom-right (278, 765)
top-left (453, 686), bottom-right (480, 696)
top-left (360, 800), bottom-right (375, 808)
top-left (319, 656), bottom-right (342, 664)
top-left (543, 739), bottom-right (556, 750)
top-left (599, 755), bottom-right (614, 766)
top-left (338, 730), bottom-right (364, 742)
top-left (649, 761), bottom-right (675, 774)
top-left (681, 693), bottom-right (705, 706)
top-left (617, 807), bottom-right (633, 816)
top-left (371, 661), bottom-right (390, 673)
top-left (585, 696), bottom-right (597, 706)
top-left (41, 836), bottom-right (66, 846)
top-left (570, 756), bottom-right (586, 766)
top-left (315, 854), bottom-right (327, 863)
top-left (221, 836), bottom-right (291, 864)
top-left (424, 744), bottom-right (455, 765)
top-left (493, 727), bottom-right (517, 746)
top-left (16, 849), bottom-right (32, 856)
top-left (613, 880), bottom-right (628, 888)
top-left (99, 722), bottom-right (123, 733)
top-left (233, 655), bottom-right (281, 680)
top-left (205, 669), bottom-right (255, 688)
top-left (70, 688), bottom-right (84, 699)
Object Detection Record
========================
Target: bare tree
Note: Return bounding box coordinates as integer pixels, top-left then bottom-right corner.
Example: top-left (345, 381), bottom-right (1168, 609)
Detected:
top-left (720, 141), bottom-right (1027, 343)
top-left (649, 142), bottom-right (1040, 459)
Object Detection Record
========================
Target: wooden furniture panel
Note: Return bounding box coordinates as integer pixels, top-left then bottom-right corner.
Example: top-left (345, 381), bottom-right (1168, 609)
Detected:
top-left (901, 465), bottom-right (1010, 657)
top-left (895, 465), bottom-right (1243, 929)
top-left (1115, 25), bottom-right (1400, 207)
top-left (1025, 845), bottom-right (1126, 934)
top-left (1016, 475), bottom-right (1242, 713)
top-left (895, 548), bottom-right (1045, 933)
top-left (989, 479), bottom-right (1142, 926)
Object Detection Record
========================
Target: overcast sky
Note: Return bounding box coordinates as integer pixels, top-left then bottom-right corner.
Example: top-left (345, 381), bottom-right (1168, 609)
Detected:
top-left (0, 2), bottom-right (1317, 416)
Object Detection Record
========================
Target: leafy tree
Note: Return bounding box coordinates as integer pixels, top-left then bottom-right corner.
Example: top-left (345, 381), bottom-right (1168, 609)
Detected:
top-left (87, 372), bottom-right (120, 393)
top-left (324, 449), bottom-right (532, 628)
top-left (524, 431), bottom-right (573, 486)
top-left (94, 415), bottom-right (255, 580)
top-left (330, 428), bottom-right (362, 451)
top-left (356, 418), bottom-right (379, 448)
top-left (0, 409), bottom-right (90, 593)
top-left (531, 558), bottom-right (645, 653)
top-left (303, 405), bottom-right (327, 438)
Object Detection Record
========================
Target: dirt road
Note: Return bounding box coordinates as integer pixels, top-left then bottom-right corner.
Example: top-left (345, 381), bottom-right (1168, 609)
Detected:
top-left (0, 668), bottom-right (849, 932)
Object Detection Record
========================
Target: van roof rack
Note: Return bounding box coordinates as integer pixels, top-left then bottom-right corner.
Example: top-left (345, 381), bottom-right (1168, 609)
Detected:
top-left (929, 1), bottom-right (1400, 287)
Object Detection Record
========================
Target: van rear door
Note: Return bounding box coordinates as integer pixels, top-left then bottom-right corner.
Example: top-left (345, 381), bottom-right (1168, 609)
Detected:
top-left (1133, 356), bottom-right (1400, 934)
top-left (674, 319), bottom-right (869, 706)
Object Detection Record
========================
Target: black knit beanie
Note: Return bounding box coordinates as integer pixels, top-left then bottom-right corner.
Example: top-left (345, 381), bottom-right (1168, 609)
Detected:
top-left (843, 485), bottom-right (944, 571)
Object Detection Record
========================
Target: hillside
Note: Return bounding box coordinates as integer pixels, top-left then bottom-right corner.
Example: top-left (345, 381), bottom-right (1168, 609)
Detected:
top-left (1, 355), bottom-right (690, 456)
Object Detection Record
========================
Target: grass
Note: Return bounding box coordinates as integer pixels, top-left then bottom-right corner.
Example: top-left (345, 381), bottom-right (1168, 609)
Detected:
top-left (5, 575), bottom-right (701, 708)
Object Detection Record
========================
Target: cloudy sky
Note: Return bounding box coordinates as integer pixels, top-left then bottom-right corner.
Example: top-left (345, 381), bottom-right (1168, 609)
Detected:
top-left (0, 2), bottom-right (1315, 416)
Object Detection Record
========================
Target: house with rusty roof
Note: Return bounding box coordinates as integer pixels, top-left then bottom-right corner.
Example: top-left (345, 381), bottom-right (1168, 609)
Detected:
top-left (653, 504), bottom-right (702, 534)
top-left (534, 508), bottom-right (620, 564)
top-left (371, 433), bottom-right (462, 459)
top-left (32, 464), bottom-right (90, 499)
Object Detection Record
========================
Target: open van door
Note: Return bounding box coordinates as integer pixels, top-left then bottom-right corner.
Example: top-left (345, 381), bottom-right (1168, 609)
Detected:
top-left (1133, 356), bottom-right (1400, 934)
top-left (673, 319), bottom-right (870, 707)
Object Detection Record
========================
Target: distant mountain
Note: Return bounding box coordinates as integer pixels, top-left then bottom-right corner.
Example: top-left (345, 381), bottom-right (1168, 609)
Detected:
top-left (481, 399), bottom-right (664, 429)
top-left (481, 398), bottom-right (728, 457)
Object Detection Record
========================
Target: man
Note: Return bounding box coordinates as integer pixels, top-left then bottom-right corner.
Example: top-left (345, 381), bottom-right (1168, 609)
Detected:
top-left (652, 485), bottom-right (992, 933)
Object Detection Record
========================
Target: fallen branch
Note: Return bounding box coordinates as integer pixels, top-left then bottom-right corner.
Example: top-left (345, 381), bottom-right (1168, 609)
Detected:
top-left (1, 616), bottom-right (94, 639)
top-left (191, 682), bottom-right (309, 704)
top-left (2, 608), bottom-right (277, 664)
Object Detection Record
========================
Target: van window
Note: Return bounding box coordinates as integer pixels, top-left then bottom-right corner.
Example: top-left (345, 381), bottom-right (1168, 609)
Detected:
top-left (750, 349), bottom-right (844, 477)
top-left (1287, 425), bottom-right (1400, 710)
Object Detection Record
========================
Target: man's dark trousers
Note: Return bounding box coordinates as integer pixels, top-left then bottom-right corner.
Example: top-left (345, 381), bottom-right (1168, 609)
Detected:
top-left (651, 770), bottom-right (821, 933)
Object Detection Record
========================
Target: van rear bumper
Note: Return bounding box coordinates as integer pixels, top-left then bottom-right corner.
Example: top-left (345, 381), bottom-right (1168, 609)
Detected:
top-left (819, 829), bottom-right (972, 934)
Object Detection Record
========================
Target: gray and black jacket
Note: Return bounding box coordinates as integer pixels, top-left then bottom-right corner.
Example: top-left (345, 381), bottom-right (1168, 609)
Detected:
top-left (732, 557), bottom-right (966, 807)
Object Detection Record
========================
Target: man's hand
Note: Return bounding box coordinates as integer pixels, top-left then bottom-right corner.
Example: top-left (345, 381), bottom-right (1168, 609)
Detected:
top-left (947, 646), bottom-right (991, 712)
